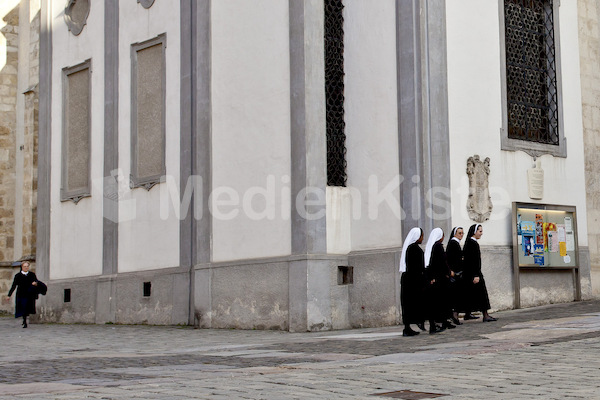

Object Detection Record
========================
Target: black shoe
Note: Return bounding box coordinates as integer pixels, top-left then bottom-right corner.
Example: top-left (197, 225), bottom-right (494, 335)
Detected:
top-left (403, 329), bottom-right (420, 337)
top-left (442, 321), bottom-right (456, 329)
top-left (429, 325), bottom-right (446, 334)
top-left (483, 316), bottom-right (497, 322)
top-left (451, 316), bottom-right (462, 325)
top-left (463, 313), bottom-right (479, 320)
top-left (416, 322), bottom-right (426, 331)
top-left (22, 322), bottom-right (27, 328)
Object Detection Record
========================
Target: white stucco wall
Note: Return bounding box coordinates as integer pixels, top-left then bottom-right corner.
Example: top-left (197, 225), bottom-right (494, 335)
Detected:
top-left (117, 0), bottom-right (180, 273)
top-left (211, 0), bottom-right (292, 262)
top-left (49, 1), bottom-right (104, 279)
top-left (342, 0), bottom-right (402, 252)
top-left (446, 0), bottom-right (588, 246)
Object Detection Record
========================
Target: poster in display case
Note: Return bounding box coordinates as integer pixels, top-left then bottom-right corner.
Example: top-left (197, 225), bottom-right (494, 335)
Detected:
top-left (512, 202), bottom-right (581, 308)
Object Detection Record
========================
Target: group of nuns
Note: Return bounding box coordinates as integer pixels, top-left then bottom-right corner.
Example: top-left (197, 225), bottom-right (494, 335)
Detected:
top-left (399, 223), bottom-right (497, 336)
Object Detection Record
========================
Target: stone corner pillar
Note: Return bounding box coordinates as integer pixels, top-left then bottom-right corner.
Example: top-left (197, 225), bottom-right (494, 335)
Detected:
top-left (289, 0), bottom-right (332, 332)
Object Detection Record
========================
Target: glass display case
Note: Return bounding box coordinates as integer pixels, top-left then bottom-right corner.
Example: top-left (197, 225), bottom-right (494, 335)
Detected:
top-left (512, 202), bottom-right (581, 308)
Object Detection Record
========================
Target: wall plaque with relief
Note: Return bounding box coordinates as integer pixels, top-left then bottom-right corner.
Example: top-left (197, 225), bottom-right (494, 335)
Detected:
top-left (527, 160), bottom-right (544, 200)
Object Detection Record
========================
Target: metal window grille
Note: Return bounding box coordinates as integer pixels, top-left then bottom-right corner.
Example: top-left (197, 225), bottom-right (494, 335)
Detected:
top-left (504, 0), bottom-right (559, 145)
top-left (325, 0), bottom-right (347, 187)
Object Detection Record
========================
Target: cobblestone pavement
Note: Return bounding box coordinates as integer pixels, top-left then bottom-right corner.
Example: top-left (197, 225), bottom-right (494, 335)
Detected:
top-left (1, 300), bottom-right (600, 399)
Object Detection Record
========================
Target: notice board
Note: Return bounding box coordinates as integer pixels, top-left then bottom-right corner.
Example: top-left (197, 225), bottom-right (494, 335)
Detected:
top-left (512, 202), bottom-right (581, 307)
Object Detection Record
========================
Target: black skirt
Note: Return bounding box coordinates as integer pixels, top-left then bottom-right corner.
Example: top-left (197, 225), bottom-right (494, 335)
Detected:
top-left (15, 295), bottom-right (36, 318)
top-left (401, 273), bottom-right (425, 325)
top-left (468, 277), bottom-right (491, 312)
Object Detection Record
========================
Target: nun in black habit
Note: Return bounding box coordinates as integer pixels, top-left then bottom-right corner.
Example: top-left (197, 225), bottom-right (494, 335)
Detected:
top-left (399, 227), bottom-right (426, 336)
top-left (6, 261), bottom-right (38, 328)
top-left (446, 226), bottom-right (465, 324)
top-left (424, 228), bottom-right (456, 330)
top-left (400, 228), bottom-right (445, 336)
top-left (463, 224), bottom-right (497, 322)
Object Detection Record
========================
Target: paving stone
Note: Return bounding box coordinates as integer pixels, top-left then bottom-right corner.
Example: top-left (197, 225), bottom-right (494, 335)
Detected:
top-left (1, 301), bottom-right (600, 399)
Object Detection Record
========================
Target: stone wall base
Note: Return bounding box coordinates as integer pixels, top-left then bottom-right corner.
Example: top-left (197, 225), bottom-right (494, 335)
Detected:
top-left (36, 266), bottom-right (190, 325)
top-left (34, 246), bottom-right (592, 330)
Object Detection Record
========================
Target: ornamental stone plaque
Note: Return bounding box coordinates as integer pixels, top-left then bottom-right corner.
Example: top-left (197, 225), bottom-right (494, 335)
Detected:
top-left (138, 0), bottom-right (156, 9)
top-left (64, 0), bottom-right (90, 36)
top-left (466, 155), bottom-right (493, 223)
top-left (527, 159), bottom-right (544, 200)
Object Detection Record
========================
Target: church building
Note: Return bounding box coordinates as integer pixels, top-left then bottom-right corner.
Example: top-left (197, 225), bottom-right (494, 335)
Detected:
top-left (33, 0), bottom-right (595, 331)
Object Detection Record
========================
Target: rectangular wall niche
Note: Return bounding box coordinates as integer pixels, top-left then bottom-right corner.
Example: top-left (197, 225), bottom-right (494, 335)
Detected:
top-left (61, 60), bottom-right (92, 203)
top-left (337, 266), bottom-right (353, 285)
top-left (130, 33), bottom-right (166, 190)
top-left (64, 288), bottom-right (71, 303)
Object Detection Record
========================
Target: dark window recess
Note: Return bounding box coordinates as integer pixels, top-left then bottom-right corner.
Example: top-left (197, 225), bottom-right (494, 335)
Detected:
top-left (143, 282), bottom-right (152, 297)
top-left (64, 288), bottom-right (71, 303)
top-left (324, 0), bottom-right (347, 187)
top-left (338, 266), bottom-right (353, 285)
top-left (504, 0), bottom-right (558, 145)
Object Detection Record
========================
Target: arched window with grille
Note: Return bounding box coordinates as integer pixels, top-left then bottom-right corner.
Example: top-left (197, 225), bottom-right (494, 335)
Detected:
top-left (500, 0), bottom-right (566, 157)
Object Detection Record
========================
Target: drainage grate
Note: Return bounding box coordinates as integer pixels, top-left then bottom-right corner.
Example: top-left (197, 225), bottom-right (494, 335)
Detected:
top-left (371, 390), bottom-right (448, 399)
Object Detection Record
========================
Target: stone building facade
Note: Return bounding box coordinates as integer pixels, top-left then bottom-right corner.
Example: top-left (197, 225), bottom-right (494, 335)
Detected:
top-left (34, 0), bottom-right (596, 330)
top-left (0, 6), bottom-right (19, 268)
top-left (579, 0), bottom-right (600, 297)
top-left (0, 0), bottom-right (39, 313)
top-left (1, 0), bottom-right (598, 327)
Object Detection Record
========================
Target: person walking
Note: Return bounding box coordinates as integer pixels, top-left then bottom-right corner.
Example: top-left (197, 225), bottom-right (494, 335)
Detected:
top-left (425, 228), bottom-right (456, 330)
top-left (6, 261), bottom-right (38, 328)
top-left (446, 226), bottom-right (465, 324)
top-left (399, 227), bottom-right (427, 336)
top-left (463, 224), bottom-right (497, 322)
top-left (400, 227), bottom-right (445, 336)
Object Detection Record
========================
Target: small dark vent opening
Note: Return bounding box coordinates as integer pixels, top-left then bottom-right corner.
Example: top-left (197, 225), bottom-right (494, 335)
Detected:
top-left (338, 266), bottom-right (353, 285)
top-left (64, 288), bottom-right (71, 303)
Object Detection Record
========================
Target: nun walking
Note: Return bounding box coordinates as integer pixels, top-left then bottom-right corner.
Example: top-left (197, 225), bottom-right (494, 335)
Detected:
top-left (425, 228), bottom-right (456, 330)
top-left (400, 227), bottom-right (445, 336)
top-left (463, 224), bottom-right (497, 322)
top-left (399, 228), bottom-right (427, 336)
top-left (446, 226), bottom-right (465, 325)
top-left (5, 261), bottom-right (38, 328)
